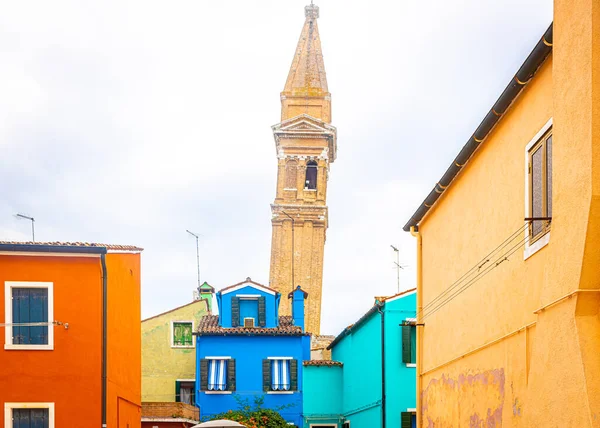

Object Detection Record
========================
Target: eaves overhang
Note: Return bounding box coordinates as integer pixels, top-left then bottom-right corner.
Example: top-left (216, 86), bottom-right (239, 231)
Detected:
top-left (403, 23), bottom-right (553, 232)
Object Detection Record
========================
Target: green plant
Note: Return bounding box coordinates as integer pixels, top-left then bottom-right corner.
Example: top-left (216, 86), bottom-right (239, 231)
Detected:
top-left (205, 395), bottom-right (293, 428)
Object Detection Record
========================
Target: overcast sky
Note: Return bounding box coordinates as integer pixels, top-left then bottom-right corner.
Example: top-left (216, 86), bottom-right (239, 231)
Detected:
top-left (1, 0), bottom-right (552, 335)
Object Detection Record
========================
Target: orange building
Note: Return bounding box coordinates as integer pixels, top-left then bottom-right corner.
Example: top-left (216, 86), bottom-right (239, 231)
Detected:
top-left (0, 241), bottom-right (143, 428)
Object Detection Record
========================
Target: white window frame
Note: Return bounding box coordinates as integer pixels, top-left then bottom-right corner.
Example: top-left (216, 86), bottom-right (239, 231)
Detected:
top-left (171, 320), bottom-right (195, 348)
top-left (4, 282), bottom-right (54, 351)
top-left (524, 118), bottom-right (553, 260)
top-left (4, 402), bottom-right (55, 428)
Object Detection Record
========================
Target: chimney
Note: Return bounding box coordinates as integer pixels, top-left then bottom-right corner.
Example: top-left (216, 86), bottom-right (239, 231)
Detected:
top-left (288, 286), bottom-right (308, 331)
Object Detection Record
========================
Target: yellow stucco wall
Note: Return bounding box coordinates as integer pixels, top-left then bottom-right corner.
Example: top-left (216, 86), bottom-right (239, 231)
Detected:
top-left (141, 299), bottom-right (209, 402)
top-left (415, 0), bottom-right (600, 426)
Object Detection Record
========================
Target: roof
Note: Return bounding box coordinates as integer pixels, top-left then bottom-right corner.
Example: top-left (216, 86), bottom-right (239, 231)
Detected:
top-left (303, 360), bottom-right (343, 367)
top-left (217, 277), bottom-right (279, 296)
top-left (0, 241), bottom-right (143, 253)
top-left (142, 299), bottom-right (209, 323)
top-left (199, 281), bottom-right (215, 293)
top-left (196, 315), bottom-right (307, 336)
top-left (327, 288), bottom-right (417, 350)
top-left (403, 24), bottom-right (553, 232)
top-left (283, 4), bottom-right (328, 96)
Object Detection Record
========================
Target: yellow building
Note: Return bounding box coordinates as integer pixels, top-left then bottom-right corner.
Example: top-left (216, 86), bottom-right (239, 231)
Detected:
top-left (269, 3), bottom-right (337, 335)
top-left (403, 0), bottom-right (600, 426)
top-left (141, 298), bottom-right (210, 405)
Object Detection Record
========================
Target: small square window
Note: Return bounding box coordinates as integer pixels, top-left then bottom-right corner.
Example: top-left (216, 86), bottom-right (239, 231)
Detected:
top-left (172, 321), bottom-right (193, 347)
top-left (176, 380), bottom-right (196, 405)
top-left (4, 403), bottom-right (54, 428)
top-left (4, 282), bottom-right (54, 350)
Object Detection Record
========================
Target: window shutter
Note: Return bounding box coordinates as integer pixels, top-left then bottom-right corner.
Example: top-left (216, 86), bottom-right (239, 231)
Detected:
top-left (402, 325), bottom-right (412, 364)
top-left (200, 359), bottom-right (209, 391)
top-left (262, 359), bottom-right (271, 392)
top-left (231, 297), bottom-right (240, 327)
top-left (175, 380), bottom-right (181, 402)
top-left (258, 296), bottom-right (266, 327)
top-left (290, 359), bottom-right (298, 391)
top-left (227, 359), bottom-right (236, 392)
top-left (401, 412), bottom-right (412, 428)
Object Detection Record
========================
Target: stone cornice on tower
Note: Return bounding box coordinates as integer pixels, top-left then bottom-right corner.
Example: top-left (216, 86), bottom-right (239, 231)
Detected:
top-left (272, 114), bottom-right (337, 162)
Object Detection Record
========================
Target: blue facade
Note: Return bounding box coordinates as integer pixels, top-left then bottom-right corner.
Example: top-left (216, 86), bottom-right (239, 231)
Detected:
top-left (303, 289), bottom-right (417, 428)
top-left (196, 280), bottom-right (309, 426)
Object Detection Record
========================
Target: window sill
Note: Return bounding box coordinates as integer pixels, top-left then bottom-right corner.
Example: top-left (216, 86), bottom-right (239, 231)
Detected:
top-left (405, 363), bottom-right (416, 368)
top-left (524, 232), bottom-right (550, 260)
top-left (204, 391), bottom-right (232, 395)
top-left (303, 188), bottom-right (317, 192)
top-left (267, 391), bottom-right (294, 395)
top-left (4, 344), bottom-right (53, 351)
top-left (171, 345), bottom-right (194, 349)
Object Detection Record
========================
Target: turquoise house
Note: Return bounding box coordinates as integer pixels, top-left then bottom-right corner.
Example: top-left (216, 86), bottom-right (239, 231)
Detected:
top-left (303, 289), bottom-right (417, 428)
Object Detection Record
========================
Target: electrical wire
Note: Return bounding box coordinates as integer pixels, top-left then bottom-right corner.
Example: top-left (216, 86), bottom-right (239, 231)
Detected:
top-left (416, 222), bottom-right (529, 320)
top-left (420, 231), bottom-right (529, 321)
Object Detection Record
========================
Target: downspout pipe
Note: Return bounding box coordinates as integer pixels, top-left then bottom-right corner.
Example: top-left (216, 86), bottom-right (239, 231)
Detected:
top-left (101, 253), bottom-right (108, 428)
top-left (377, 304), bottom-right (386, 428)
top-left (410, 227), bottom-right (422, 428)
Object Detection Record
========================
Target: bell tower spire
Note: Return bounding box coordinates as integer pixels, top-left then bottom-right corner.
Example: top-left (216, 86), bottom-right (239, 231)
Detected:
top-left (281, 3), bottom-right (331, 123)
top-left (269, 4), bottom-right (337, 334)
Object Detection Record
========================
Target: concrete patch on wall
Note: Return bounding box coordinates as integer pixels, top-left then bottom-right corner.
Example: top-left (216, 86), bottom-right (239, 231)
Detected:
top-left (422, 368), bottom-right (505, 427)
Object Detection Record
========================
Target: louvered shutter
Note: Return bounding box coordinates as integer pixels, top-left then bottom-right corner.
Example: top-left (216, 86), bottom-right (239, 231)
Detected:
top-left (227, 359), bottom-right (236, 391)
top-left (402, 325), bottom-right (412, 364)
top-left (401, 412), bottom-right (412, 428)
top-left (175, 380), bottom-right (181, 402)
top-left (290, 359), bottom-right (298, 391)
top-left (262, 359), bottom-right (271, 392)
top-left (258, 296), bottom-right (266, 326)
top-left (231, 297), bottom-right (240, 327)
top-left (200, 359), bottom-right (209, 391)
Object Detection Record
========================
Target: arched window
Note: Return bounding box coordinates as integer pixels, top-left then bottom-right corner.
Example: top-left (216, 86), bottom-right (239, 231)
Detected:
top-left (305, 161), bottom-right (318, 190)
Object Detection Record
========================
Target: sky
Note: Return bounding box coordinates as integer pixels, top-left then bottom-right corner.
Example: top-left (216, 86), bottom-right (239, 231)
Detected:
top-left (1, 0), bottom-right (553, 335)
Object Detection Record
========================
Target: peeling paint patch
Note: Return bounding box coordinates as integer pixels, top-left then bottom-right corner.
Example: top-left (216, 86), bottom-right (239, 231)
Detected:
top-left (422, 368), bottom-right (505, 427)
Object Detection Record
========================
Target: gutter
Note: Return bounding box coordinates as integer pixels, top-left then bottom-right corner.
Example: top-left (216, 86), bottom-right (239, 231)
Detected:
top-left (403, 23), bottom-right (553, 232)
top-left (0, 243), bottom-right (107, 255)
top-left (101, 254), bottom-right (108, 428)
top-left (377, 305), bottom-right (386, 428)
top-left (410, 227), bottom-right (423, 428)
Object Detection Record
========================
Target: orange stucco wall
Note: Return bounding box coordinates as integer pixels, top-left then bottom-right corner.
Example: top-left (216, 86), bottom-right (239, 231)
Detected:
top-left (416, 0), bottom-right (600, 425)
top-left (0, 251), bottom-right (141, 428)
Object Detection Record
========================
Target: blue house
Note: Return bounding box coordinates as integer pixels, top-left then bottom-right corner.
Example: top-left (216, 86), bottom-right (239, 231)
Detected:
top-left (303, 288), bottom-right (417, 428)
top-left (195, 278), bottom-right (310, 426)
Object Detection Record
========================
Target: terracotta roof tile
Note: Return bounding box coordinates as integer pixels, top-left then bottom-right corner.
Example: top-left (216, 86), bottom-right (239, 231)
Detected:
top-left (197, 315), bottom-right (306, 336)
top-left (0, 241), bottom-right (143, 252)
top-left (303, 360), bottom-right (343, 367)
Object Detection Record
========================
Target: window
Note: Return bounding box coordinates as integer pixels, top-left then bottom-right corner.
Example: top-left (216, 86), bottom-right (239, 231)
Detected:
top-left (342, 422), bottom-right (350, 428)
top-left (528, 128), bottom-right (552, 242)
top-left (175, 380), bottom-right (195, 406)
top-left (200, 358), bottom-right (235, 392)
top-left (305, 161), bottom-right (318, 190)
top-left (4, 282), bottom-right (54, 350)
top-left (263, 358), bottom-right (298, 392)
top-left (401, 412), bottom-right (416, 428)
top-left (4, 403), bottom-right (54, 428)
top-left (172, 321), bottom-right (193, 347)
top-left (231, 296), bottom-right (266, 327)
top-left (402, 322), bottom-right (416, 365)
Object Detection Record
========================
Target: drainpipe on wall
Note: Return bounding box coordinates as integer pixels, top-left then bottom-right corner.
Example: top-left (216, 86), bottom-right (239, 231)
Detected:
top-left (101, 253), bottom-right (108, 428)
top-left (377, 304), bottom-right (386, 428)
top-left (410, 227), bottom-right (422, 428)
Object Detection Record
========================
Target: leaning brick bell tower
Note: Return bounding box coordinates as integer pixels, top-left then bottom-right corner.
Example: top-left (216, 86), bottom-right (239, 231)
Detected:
top-left (269, 3), bottom-right (337, 335)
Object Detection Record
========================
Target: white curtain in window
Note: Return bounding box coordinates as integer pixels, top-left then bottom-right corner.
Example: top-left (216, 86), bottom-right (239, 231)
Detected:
top-left (180, 387), bottom-right (192, 404)
top-left (208, 359), bottom-right (227, 391)
top-left (271, 359), bottom-right (290, 391)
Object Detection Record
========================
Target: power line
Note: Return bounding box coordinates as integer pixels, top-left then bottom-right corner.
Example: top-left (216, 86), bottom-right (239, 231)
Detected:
top-left (421, 232), bottom-right (529, 321)
top-left (417, 222), bottom-right (529, 320)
